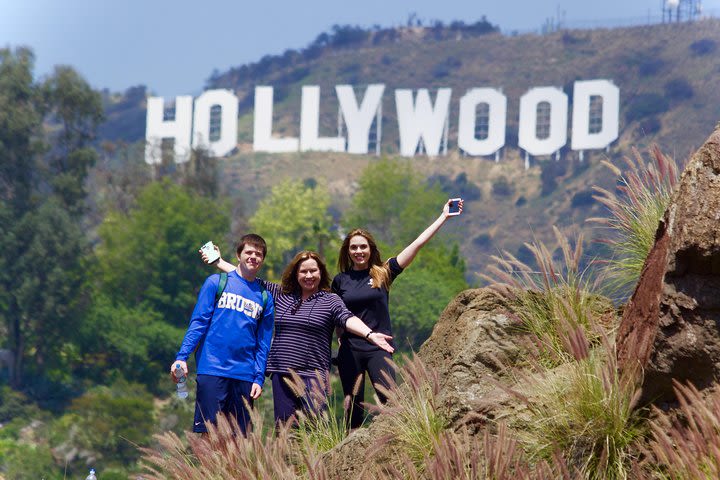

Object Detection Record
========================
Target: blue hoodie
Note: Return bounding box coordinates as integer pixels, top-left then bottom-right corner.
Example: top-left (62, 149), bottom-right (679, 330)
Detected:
top-left (176, 271), bottom-right (274, 385)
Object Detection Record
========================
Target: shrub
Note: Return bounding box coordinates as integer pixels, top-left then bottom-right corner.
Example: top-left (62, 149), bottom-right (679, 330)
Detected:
top-left (562, 31), bottom-right (589, 45)
top-left (432, 56), bottom-right (462, 79)
top-left (664, 77), bottom-right (694, 101)
top-left (518, 333), bottom-right (645, 479)
top-left (589, 146), bottom-right (680, 297)
top-left (329, 25), bottom-right (370, 48)
top-left (637, 58), bottom-right (665, 77)
top-left (636, 116), bottom-right (662, 136)
top-left (540, 159), bottom-right (567, 196)
top-left (453, 172), bottom-right (482, 200)
top-left (429, 172), bottom-right (482, 201)
top-left (278, 66), bottom-right (310, 85)
top-left (571, 190), bottom-right (595, 208)
top-left (625, 94), bottom-right (669, 123)
top-left (372, 355), bottom-right (448, 468)
top-left (645, 381), bottom-right (720, 478)
top-left (689, 38), bottom-right (717, 56)
top-left (492, 176), bottom-right (514, 197)
top-left (483, 227), bottom-right (609, 366)
top-left (52, 380), bottom-right (156, 468)
top-left (473, 233), bottom-right (492, 247)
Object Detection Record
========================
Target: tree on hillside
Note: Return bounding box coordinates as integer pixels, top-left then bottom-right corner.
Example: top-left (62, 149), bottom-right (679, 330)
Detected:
top-left (95, 180), bottom-right (230, 326)
top-left (343, 158), bottom-right (449, 248)
top-left (0, 48), bottom-right (103, 389)
top-left (249, 178), bottom-right (337, 279)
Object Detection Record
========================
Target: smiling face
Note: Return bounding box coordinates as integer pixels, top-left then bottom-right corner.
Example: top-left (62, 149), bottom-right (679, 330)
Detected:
top-left (297, 258), bottom-right (321, 296)
top-left (236, 242), bottom-right (265, 279)
top-left (348, 235), bottom-right (371, 270)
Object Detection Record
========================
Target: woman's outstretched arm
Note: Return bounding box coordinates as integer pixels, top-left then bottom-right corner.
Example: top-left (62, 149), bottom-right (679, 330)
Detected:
top-left (395, 198), bottom-right (464, 269)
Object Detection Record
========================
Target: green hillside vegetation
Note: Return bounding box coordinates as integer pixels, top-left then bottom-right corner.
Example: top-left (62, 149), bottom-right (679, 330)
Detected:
top-left (99, 19), bottom-right (720, 284)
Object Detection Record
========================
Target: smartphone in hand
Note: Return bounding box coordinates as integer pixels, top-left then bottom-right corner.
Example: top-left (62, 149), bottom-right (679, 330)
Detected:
top-left (448, 198), bottom-right (462, 216)
top-left (200, 241), bottom-right (220, 263)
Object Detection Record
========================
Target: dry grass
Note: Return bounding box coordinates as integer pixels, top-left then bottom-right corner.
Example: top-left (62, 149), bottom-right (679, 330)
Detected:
top-left (644, 381), bottom-right (720, 479)
top-left (483, 226), bottom-right (611, 367)
top-left (589, 146), bottom-right (680, 298)
top-left (519, 336), bottom-right (644, 479)
top-left (370, 354), bottom-right (448, 471)
top-left (138, 407), bottom-right (327, 480)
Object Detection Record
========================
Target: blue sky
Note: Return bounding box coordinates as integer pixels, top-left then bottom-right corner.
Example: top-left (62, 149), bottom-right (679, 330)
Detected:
top-left (2, 0), bottom-right (719, 97)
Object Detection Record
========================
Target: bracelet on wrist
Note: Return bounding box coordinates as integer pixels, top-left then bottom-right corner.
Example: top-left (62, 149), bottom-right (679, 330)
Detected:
top-left (365, 330), bottom-right (374, 339)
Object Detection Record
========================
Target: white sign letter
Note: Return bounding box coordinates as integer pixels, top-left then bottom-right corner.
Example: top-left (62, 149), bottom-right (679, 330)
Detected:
top-left (145, 96), bottom-right (193, 164)
top-left (395, 88), bottom-right (452, 157)
top-left (457, 88), bottom-right (507, 156)
top-left (336, 84), bottom-right (385, 154)
top-left (300, 86), bottom-right (345, 152)
top-left (253, 86), bottom-right (299, 153)
top-left (571, 79), bottom-right (619, 151)
top-left (518, 87), bottom-right (568, 156)
top-left (192, 89), bottom-right (239, 157)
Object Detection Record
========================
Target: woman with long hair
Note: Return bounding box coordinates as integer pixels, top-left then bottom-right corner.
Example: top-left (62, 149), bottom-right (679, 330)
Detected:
top-left (333, 199), bottom-right (463, 428)
top-left (205, 249), bottom-right (393, 425)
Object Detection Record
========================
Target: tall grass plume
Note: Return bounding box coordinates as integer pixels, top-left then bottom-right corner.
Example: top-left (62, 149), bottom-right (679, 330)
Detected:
top-left (645, 381), bottom-right (720, 479)
top-left (589, 146), bottom-right (680, 298)
top-left (483, 226), bottom-right (611, 366)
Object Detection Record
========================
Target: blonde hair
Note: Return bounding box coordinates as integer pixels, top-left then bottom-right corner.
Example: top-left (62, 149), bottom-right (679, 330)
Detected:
top-left (338, 228), bottom-right (392, 290)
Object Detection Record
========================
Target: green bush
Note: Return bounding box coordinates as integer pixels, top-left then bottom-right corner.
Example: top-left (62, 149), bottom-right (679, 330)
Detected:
top-left (689, 38), bottom-right (717, 56)
top-left (473, 233), bottom-right (492, 248)
top-left (50, 380), bottom-right (155, 468)
top-left (625, 94), bottom-right (669, 123)
top-left (637, 58), bottom-right (666, 76)
top-left (4, 443), bottom-right (61, 480)
top-left (637, 116), bottom-right (662, 136)
top-left (664, 78), bottom-right (694, 101)
top-left (491, 175), bottom-right (514, 197)
top-left (571, 190), bottom-right (596, 208)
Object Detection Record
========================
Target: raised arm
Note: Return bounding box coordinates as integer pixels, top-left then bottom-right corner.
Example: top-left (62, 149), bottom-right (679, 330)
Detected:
top-left (200, 244), bottom-right (235, 273)
top-left (395, 198), bottom-right (464, 269)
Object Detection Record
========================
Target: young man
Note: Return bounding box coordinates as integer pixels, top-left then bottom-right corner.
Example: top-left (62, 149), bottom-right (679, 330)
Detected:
top-left (171, 233), bottom-right (274, 434)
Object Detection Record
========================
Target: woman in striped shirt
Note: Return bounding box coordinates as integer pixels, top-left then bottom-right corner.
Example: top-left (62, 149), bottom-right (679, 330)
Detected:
top-left (208, 250), bottom-right (392, 424)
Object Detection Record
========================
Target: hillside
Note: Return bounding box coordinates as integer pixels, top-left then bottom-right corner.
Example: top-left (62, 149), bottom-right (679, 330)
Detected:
top-left (99, 19), bottom-right (720, 283)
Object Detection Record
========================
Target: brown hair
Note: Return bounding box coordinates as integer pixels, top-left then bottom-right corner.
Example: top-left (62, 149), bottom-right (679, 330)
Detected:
top-left (236, 233), bottom-right (267, 258)
top-left (337, 228), bottom-right (391, 290)
top-left (281, 251), bottom-right (331, 295)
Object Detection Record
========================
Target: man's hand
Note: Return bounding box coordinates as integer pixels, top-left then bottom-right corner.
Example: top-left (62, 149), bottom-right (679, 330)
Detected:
top-left (250, 382), bottom-right (263, 399)
top-left (199, 244), bottom-right (222, 264)
top-left (170, 360), bottom-right (188, 382)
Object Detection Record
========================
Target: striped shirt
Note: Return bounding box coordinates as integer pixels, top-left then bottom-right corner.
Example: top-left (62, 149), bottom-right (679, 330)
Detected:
top-left (262, 281), bottom-right (353, 380)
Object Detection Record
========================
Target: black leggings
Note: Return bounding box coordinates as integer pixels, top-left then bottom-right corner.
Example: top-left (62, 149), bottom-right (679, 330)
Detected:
top-left (337, 344), bottom-right (395, 429)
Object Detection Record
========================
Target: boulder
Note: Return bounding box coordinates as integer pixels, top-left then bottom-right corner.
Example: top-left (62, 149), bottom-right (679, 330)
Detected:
top-left (617, 126), bottom-right (720, 404)
top-left (324, 288), bottom-right (527, 477)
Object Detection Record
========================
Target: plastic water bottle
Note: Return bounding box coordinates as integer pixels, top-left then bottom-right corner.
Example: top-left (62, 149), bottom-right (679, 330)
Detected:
top-left (174, 363), bottom-right (189, 399)
top-left (85, 468), bottom-right (97, 480)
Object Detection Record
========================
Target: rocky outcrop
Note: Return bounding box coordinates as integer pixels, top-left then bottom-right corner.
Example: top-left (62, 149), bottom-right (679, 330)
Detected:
top-left (418, 288), bottom-right (525, 426)
top-left (617, 126), bottom-right (720, 404)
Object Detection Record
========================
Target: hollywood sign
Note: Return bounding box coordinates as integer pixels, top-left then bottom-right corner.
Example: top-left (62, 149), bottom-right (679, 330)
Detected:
top-left (144, 80), bottom-right (619, 164)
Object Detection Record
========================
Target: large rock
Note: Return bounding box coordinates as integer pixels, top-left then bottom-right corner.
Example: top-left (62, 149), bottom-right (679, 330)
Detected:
top-left (418, 288), bottom-right (525, 426)
top-left (617, 126), bottom-right (720, 404)
top-left (324, 288), bottom-right (526, 477)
